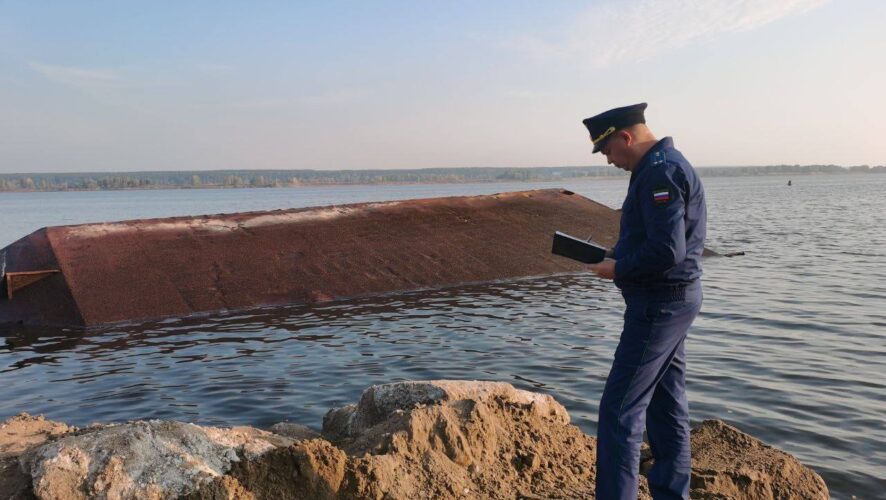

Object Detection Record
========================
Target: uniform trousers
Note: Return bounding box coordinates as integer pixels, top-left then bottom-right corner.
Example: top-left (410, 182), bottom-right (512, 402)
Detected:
top-left (595, 281), bottom-right (702, 500)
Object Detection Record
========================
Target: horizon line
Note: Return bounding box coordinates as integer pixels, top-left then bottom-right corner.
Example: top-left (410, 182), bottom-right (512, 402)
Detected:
top-left (1, 163), bottom-right (883, 177)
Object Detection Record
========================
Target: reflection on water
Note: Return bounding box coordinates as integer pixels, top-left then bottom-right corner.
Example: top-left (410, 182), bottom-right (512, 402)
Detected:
top-left (1, 174), bottom-right (885, 498)
top-left (0, 274), bottom-right (620, 434)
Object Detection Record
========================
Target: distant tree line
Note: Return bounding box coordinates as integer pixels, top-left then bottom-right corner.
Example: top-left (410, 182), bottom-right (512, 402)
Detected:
top-left (0, 164), bottom-right (882, 192)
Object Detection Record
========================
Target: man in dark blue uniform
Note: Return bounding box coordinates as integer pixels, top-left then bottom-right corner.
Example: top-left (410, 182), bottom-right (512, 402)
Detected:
top-left (583, 103), bottom-right (706, 499)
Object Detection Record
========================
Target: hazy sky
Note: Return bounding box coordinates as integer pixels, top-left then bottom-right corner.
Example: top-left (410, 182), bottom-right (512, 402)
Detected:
top-left (1, 0), bottom-right (883, 173)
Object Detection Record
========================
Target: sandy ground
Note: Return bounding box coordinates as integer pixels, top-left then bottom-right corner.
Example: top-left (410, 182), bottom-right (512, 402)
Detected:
top-left (0, 414), bottom-right (71, 499)
top-left (0, 381), bottom-right (827, 499)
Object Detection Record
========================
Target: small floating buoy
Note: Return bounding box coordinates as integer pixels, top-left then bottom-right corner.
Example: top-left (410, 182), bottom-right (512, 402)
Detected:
top-left (788, 180), bottom-right (792, 186)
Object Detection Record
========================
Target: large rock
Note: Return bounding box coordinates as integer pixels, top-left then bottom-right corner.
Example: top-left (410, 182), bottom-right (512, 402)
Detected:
top-left (20, 421), bottom-right (294, 499)
top-left (316, 380), bottom-right (605, 499)
top-left (688, 419), bottom-right (829, 499)
top-left (322, 380), bottom-right (569, 440)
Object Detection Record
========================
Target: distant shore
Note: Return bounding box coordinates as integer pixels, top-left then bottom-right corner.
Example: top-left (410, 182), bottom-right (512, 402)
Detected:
top-left (0, 164), bottom-right (882, 193)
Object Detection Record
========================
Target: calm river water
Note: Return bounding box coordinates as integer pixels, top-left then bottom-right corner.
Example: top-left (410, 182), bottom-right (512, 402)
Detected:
top-left (1, 174), bottom-right (883, 498)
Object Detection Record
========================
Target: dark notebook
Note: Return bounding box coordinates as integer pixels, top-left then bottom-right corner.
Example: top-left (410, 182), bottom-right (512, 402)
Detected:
top-left (551, 231), bottom-right (608, 264)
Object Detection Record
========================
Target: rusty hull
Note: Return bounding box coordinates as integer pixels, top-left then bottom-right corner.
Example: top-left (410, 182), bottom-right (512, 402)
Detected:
top-left (0, 189), bottom-right (621, 327)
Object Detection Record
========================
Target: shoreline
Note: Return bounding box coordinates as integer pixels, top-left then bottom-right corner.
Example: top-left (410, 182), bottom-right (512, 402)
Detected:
top-left (0, 169), bottom-right (881, 194)
top-left (0, 177), bottom-right (627, 194)
top-left (1, 380), bottom-right (829, 499)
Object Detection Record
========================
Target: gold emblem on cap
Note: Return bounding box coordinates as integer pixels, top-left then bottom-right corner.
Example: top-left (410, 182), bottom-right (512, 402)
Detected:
top-left (593, 126), bottom-right (616, 144)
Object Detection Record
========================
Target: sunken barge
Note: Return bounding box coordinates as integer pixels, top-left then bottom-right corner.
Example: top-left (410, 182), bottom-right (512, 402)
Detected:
top-left (0, 189), bottom-right (621, 327)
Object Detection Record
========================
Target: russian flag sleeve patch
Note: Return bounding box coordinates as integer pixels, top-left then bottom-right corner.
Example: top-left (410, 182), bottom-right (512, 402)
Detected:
top-left (652, 186), bottom-right (671, 205)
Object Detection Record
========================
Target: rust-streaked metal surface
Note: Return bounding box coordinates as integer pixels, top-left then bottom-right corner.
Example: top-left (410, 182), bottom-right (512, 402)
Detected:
top-left (0, 189), bottom-right (621, 327)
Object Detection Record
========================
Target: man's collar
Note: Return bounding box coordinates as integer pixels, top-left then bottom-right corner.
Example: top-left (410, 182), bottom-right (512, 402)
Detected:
top-left (632, 137), bottom-right (673, 175)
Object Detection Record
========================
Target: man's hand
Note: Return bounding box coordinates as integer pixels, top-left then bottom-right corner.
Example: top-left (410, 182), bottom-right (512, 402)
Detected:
top-left (589, 258), bottom-right (617, 280)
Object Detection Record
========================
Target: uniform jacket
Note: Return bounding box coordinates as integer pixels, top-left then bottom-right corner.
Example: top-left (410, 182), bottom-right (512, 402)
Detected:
top-left (612, 137), bottom-right (706, 292)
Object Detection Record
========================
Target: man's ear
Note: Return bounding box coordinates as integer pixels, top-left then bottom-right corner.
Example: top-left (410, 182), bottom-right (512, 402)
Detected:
top-left (619, 129), bottom-right (633, 147)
